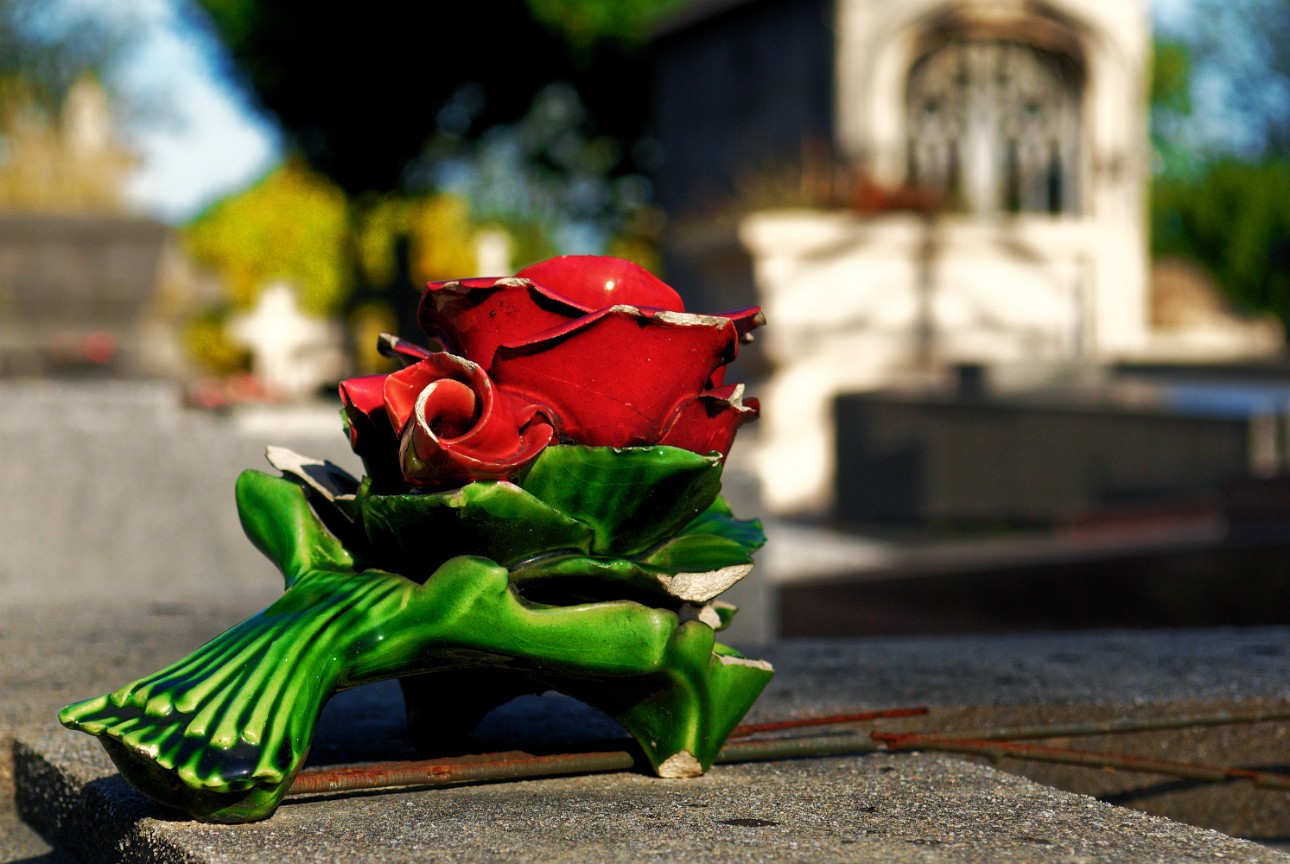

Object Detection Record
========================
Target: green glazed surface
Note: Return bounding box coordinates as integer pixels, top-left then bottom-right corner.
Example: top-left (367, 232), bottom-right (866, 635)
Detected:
top-left (61, 446), bottom-right (773, 823)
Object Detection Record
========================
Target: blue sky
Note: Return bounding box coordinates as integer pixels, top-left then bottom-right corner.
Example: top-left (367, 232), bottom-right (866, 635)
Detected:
top-left (108, 0), bottom-right (280, 223)
top-left (113, 0), bottom-right (1203, 225)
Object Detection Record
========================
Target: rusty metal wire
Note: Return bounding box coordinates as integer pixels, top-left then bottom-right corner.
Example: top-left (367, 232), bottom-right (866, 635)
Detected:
top-left (873, 732), bottom-right (1290, 791)
top-left (286, 704), bottom-right (1290, 798)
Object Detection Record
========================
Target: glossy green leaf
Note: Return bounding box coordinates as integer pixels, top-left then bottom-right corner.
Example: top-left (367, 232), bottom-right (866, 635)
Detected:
top-left (235, 471), bottom-right (353, 587)
top-left (361, 481), bottom-right (595, 580)
top-left (678, 496), bottom-right (766, 554)
top-left (509, 554), bottom-right (669, 604)
top-left (62, 553), bottom-right (773, 822)
top-left (641, 533), bottom-right (753, 574)
top-left (512, 546), bottom-right (751, 605)
top-left (516, 445), bottom-right (723, 555)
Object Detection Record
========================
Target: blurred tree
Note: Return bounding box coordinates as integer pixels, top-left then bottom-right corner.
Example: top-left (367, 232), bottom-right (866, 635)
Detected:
top-left (1152, 159), bottom-right (1290, 324)
top-left (185, 0), bottom-right (680, 197)
top-left (1149, 3), bottom-right (1290, 329)
top-left (0, 0), bottom-right (129, 115)
top-left (0, 0), bottom-right (138, 211)
top-left (1149, 39), bottom-right (1195, 178)
top-left (183, 160), bottom-right (350, 314)
top-left (185, 0), bottom-right (684, 362)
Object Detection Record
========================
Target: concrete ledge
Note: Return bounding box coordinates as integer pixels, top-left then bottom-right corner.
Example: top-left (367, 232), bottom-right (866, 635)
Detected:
top-left (16, 720), bottom-right (1288, 864)
top-left (6, 600), bottom-right (1290, 860)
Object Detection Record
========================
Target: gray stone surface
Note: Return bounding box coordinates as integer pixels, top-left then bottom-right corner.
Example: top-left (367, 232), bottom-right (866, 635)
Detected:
top-left (6, 595), bottom-right (1290, 861)
top-left (0, 381), bottom-right (355, 607)
top-left (18, 727), bottom-right (1289, 864)
top-left (1, 808), bottom-right (71, 863)
top-left (833, 392), bottom-right (1255, 525)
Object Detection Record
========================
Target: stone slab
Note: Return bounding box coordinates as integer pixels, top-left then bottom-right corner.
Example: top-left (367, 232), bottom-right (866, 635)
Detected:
top-left (6, 596), bottom-right (1290, 860)
top-left (16, 725), bottom-right (1289, 864)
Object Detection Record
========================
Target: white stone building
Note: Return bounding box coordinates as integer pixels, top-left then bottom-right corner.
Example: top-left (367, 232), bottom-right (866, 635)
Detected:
top-left (652, 0), bottom-right (1258, 514)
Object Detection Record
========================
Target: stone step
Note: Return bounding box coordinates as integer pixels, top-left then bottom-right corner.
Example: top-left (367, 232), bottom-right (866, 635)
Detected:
top-left (15, 697), bottom-right (1290, 864)
top-left (6, 599), bottom-right (1290, 860)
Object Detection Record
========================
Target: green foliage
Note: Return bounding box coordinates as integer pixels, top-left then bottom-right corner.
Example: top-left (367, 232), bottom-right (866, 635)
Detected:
top-left (184, 162), bottom-right (488, 325)
top-left (183, 161), bottom-right (350, 314)
top-left (182, 307), bottom-right (250, 375)
top-left (190, 0), bottom-right (665, 263)
top-left (1149, 12), bottom-right (1290, 326)
top-left (526, 0), bottom-right (690, 51)
top-left (1151, 158), bottom-right (1290, 320)
top-left (1149, 39), bottom-right (1197, 177)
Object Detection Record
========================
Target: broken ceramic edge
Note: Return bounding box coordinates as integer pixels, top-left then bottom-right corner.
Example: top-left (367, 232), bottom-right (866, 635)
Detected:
top-left (643, 307), bottom-right (736, 330)
top-left (712, 382), bottom-right (754, 413)
top-left (656, 751), bottom-right (703, 779)
top-left (264, 446), bottom-right (360, 503)
top-left (376, 332), bottom-right (433, 366)
top-left (657, 564), bottom-right (753, 603)
top-left (678, 602), bottom-right (726, 630)
top-left (716, 654), bottom-right (774, 672)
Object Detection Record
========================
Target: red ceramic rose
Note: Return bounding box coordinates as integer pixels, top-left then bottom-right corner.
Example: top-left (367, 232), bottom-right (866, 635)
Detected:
top-left (341, 255), bottom-right (762, 490)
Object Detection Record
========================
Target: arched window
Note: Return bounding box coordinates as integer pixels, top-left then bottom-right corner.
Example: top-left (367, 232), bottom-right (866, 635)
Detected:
top-left (906, 39), bottom-right (1082, 216)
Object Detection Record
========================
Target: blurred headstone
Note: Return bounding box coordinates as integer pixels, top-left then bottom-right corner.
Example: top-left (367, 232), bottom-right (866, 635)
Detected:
top-left (229, 283), bottom-right (344, 400)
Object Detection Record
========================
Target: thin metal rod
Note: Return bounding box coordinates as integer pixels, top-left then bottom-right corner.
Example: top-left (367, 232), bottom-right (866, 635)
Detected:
top-left (874, 733), bottom-right (1290, 791)
top-left (718, 731), bottom-right (878, 763)
top-left (730, 707), bottom-right (928, 737)
top-left (291, 749), bottom-right (637, 795)
top-left (933, 705), bottom-right (1290, 743)
top-left (290, 732), bottom-right (882, 796)
top-left (288, 705), bottom-right (1290, 797)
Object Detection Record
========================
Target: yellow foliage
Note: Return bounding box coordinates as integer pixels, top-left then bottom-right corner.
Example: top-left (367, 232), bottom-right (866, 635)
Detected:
top-left (354, 192), bottom-right (478, 288)
top-left (348, 301), bottom-right (400, 375)
top-left (183, 309), bottom-right (249, 375)
top-left (182, 161), bottom-right (350, 314)
top-left (408, 195), bottom-right (478, 283)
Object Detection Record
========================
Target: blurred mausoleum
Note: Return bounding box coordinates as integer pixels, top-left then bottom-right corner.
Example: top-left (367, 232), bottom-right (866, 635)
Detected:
top-left (653, 0), bottom-right (1284, 515)
top-left (0, 77), bottom-right (205, 380)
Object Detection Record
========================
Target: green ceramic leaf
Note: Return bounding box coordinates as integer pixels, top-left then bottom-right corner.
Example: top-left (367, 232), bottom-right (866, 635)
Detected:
top-left (511, 545), bottom-right (751, 605)
top-left (235, 471), bottom-right (353, 587)
top-left (516, 445), bottom-right (723, 555)
top-left (361, 481), bottom-right (595, 580)
top-left (63, 553), bottom-right (774, 821)
top-left (642, 533), bottom-right (753, 573)
top-left (509, 554), bottom-right (670, 605)
top-left (678, 496), bottom-right (766, 554)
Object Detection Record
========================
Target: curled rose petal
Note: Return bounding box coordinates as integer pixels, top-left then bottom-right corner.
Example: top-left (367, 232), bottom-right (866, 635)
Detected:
top-left (657, 385), bottom-right (760, 459)
top-left (385, 354), bottom-right (554, 488)
top-left (490, 306), bottom-right (741, 448)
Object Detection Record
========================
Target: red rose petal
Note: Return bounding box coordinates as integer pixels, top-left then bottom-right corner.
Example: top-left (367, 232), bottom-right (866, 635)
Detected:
top-left (658, 385), bottom-right (760, 459)
top-left (419, 277), bottom-right (579, 368)
top-left (490, 306), bottom-right (740, 447)
top-left (339, 374), bottom-right (386, 416)
top-left (724, 306), bottom-right (767, 343)
top-left (517, 256), bottom-right (685, 312)
top-left (386, 354), bottom-right (556, 488)
top-left (383, 354), bottom-right (479, 434)
top-left (338, 373), bottom-right (403, 488)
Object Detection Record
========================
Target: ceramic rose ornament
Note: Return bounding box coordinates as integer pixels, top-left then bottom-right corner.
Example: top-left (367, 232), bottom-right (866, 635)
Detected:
top-left (60, 256), bottom-right (773, 823)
